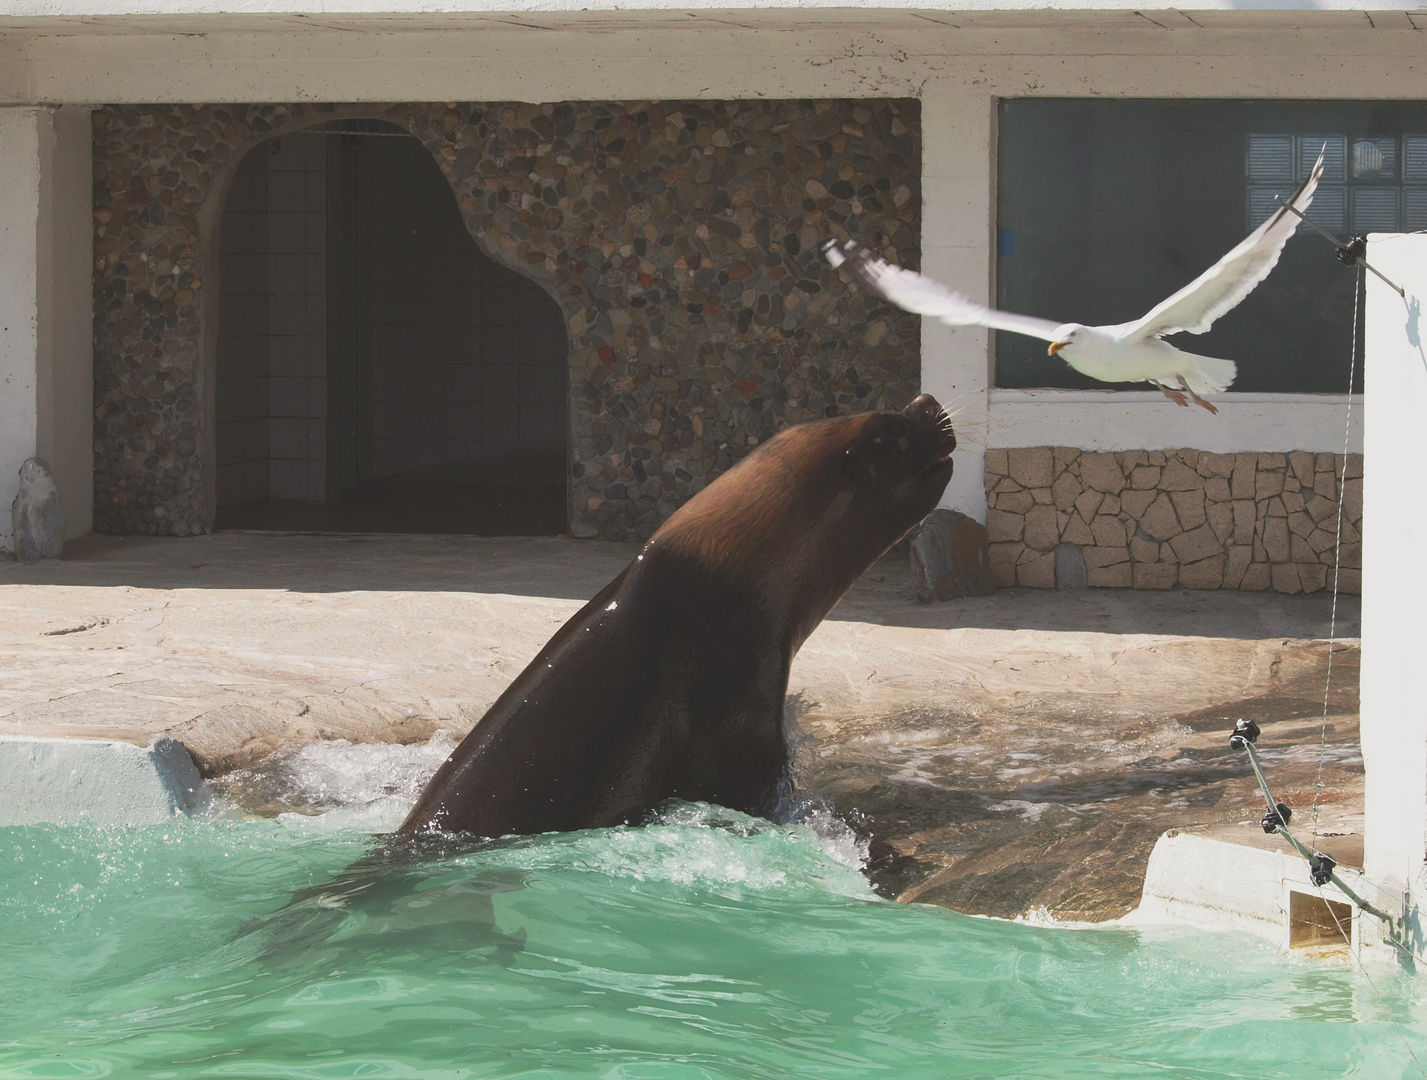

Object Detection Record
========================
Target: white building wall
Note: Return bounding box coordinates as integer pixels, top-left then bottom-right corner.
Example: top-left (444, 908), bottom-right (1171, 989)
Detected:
top-left (0, 107), bottom-right (43, 555)
top-left (1360, 232), bottom-right (1427, 953)
top-left (37, 104), bottom-right (94, 539)
top-left (0, 11), bottom-right (1409, 524)
top-left (0, 103), bottom-right (93, 555)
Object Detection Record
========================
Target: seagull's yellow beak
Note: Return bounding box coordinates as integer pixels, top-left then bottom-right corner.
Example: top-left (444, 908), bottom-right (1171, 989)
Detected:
top-left (1048, 340), bottom-right (1068, 356)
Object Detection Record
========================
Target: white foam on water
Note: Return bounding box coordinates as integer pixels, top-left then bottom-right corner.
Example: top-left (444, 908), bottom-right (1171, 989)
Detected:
top-left (279, 734), bottom-right (458, 808)
top-left (211, 733), bottom-right (459, 829)
top-left (492, 802), bottom-right (875, 901)
top-left (214, 733), bottom-right (874, 898)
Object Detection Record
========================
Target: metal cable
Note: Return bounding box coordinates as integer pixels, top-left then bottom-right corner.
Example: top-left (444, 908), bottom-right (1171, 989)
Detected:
top-left (1310, 263), bottom-right (1361, 850)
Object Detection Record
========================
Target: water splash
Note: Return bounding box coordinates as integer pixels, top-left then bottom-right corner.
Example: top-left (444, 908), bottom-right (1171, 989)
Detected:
top-left (211, 732), bottom-right (459, 828)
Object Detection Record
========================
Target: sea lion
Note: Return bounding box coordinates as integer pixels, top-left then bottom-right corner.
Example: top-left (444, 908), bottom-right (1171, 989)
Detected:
top-left (399, 393), bottom-right (957, 838)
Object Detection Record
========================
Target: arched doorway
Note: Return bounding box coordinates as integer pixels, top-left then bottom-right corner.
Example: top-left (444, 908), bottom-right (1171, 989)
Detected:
top-left (212, 119), bottom-right (568, 534)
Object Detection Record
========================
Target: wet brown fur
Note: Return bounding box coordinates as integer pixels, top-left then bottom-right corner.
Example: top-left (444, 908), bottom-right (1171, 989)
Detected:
top-left (399, 395), bottom-right (956, 838)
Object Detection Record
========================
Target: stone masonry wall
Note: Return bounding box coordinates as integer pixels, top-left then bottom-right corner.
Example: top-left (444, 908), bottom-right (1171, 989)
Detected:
top-left (91, 100), bottom-right (920, 539)
top-left (984, 448), bottom-right (1363, 594)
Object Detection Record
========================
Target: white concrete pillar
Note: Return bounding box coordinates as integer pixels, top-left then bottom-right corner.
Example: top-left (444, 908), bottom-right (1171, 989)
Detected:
top-left (0, 107), bottom-right (45, 555)
top-left (0, 104), bottom-right (93, 555)
top-left (1360, 233), bottom-right (1427, 952)
top-left (919, 81), bottom-right (991, 522)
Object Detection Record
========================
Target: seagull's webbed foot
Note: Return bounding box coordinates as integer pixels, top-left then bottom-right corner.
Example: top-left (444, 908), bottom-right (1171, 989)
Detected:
top-left (1150, 379), bottom-right (1189, 408)
top-left (1176, 376), bottom-right (1219, 415)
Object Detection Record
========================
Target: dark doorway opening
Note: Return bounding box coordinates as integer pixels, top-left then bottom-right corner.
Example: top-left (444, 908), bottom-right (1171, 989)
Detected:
top-left (214, 119), bottom-right (569, 535)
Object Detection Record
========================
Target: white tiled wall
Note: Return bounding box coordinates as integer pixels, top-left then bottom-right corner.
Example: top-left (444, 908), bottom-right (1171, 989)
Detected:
top-left (215, 132), bottom-right (328, 507)
top-left (215, 149), bottom-right (270, 508)
top-left (265, 133), bottom-right (327, 502)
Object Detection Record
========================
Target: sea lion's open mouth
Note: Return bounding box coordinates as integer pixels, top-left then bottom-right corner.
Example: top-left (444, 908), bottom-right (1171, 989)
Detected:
top-left (924, 447), bottom-right (955, 475)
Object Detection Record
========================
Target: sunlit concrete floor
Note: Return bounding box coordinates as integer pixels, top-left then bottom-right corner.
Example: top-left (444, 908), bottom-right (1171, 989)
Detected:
top-left (0, 532), bottom-right (1361, 921)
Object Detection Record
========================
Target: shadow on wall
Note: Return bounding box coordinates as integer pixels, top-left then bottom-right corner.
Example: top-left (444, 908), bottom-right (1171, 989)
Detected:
top-left (212, 120), bottom-right (567, 537)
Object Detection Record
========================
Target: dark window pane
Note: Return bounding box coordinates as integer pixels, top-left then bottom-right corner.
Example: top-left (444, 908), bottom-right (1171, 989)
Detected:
top-left (994, 100), bottom-right (1427, 393)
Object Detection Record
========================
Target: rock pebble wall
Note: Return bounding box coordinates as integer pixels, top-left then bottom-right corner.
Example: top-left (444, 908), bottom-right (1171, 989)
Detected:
top-left (984, 448), bottom-right (1363, 594)
top-left (91, 100), bottom-right (921, 539)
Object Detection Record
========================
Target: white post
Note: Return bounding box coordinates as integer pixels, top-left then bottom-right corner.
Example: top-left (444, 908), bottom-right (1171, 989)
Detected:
top-left (1360, 233), bottom-right (1427, 955)
top-left (0, 107), bottom-right (45, 555)
top-left (919, 81), bottom-right (991, 523)
top-left (0, 104), bottom-right (93, 555)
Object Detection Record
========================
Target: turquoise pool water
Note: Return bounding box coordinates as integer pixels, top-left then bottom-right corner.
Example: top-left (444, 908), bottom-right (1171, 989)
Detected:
top-left (2, 783), bottom-right (1424, 1079)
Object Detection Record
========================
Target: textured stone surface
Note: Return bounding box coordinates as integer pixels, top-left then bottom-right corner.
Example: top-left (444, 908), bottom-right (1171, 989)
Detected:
top-left (11, 458), bottom-right (65, 563)
top-left (984, 448), bottom-right (1364, 593)
top-left (908, 509), bottom-right (993, 603)
top-left (92, 99), bottom-right (921, 539)
top-left (0, 532), bottom-right (1360, 921)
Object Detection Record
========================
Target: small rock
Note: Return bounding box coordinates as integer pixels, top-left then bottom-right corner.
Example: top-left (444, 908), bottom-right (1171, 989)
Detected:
top-left (1169, 488), bottom-right (1207, 530)
top-left (1061, 513), bottom-right (1095, 546)
top-left (1133, 561), bottom-right (1177, 590)
top-left (1023, 504), bottom-right (1060, 551)
top-left (1017, 549), bottom-right (1056, 589)
top-left (1168, 523), bottom-right (1221, 565)
top-left (1256, 469), bottom-right (1285, 500)
top-left (908, 509), bottom-right (994, 603)
top-left (1271, 563), bottom-right (1303, 595)
top-left (1262, 518), bottom-right (1290, 563)
top-left (1178, 554), bottom-right (1225, 590)
top-left (1138, 493), bottom-right (1181, 542)
top-left (1083, 545), bottom-right (1131, 570)
top-left (988, 541), bottom-right (1024, 588)
top-left (1090, 514), bottom-right (1126, 547)
top-left (1119, 488), bottom-right (1156, 520)
top-left (1240, 562), bottom-right (1272, 590)
top-left (1087, 561), bottom-right (1133, 588)
top-left (985, 508), bottom-right (1024, 543)
top-left (11, 457), bottom-right (64, 563)
top-left (1078, 450), bottom-right (1124, 493)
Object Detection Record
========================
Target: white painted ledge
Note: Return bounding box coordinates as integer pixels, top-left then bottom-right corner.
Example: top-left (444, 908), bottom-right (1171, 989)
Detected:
top-left (0, 735), bottom-right (209, 826)
top-left (984, 389), bottom-right (1364, 454)
top-left (1128, 831), bottom-right (1375, 953)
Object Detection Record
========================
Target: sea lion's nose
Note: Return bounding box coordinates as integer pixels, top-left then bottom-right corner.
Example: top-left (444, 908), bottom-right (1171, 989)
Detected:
top-left (903, 394), bottom-right (954, 454)
top-left (903, 394), bottom-right (943, 423)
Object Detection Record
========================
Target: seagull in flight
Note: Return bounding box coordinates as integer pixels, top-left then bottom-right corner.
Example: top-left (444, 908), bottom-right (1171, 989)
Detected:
top-left (824, 152), bottom-right (1323, 414)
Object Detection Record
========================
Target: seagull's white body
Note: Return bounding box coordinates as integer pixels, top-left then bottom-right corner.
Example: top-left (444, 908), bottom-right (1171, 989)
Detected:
top-left (1045, 327), bottom-right (1237, 398)
top-left (825, 152), bottom-right (1323, 413)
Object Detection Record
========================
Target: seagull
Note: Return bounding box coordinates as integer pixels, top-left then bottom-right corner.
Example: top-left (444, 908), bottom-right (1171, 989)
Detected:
top-left (824, 152), bottom-right (1324, 414)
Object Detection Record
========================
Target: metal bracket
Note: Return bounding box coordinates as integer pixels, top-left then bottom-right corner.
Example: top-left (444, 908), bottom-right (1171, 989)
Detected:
top-left (1274, 195), bottom-right (1405, 297)
top-left (1229, 719), bottom-right (1408, 945)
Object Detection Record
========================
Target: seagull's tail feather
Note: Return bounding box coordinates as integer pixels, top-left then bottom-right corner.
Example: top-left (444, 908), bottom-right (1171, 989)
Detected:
top-left (1175, 353), bottom-right (1237, 396)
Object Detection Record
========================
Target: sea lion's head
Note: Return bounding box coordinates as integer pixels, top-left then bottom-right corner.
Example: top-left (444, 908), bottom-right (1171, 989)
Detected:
top-left (654, 394), bottom-right (956, 635)
top-left (834, 393), bottom-right (957, 522)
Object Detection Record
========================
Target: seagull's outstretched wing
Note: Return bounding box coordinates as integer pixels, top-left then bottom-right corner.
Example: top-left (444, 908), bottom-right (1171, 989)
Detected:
top-left (1121, 150), bottom-right (1324, 342)
top-left (824, 240), bottom-right (1063, 343)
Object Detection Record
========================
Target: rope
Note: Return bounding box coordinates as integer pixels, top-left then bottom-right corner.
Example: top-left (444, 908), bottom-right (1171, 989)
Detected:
top-left (1309, 263), bottom-right (1362, 849)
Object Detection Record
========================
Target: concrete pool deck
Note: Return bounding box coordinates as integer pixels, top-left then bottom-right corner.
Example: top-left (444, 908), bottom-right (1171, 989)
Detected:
top-left (0, 532), bottom-right (1362, 921)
